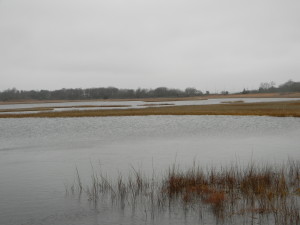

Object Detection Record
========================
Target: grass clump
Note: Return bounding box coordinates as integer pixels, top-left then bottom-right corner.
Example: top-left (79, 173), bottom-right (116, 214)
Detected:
top-left (68, 160), bottom-right (300, 224)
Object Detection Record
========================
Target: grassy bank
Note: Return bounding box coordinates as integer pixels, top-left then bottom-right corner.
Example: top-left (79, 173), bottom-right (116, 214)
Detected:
top-left (69, 161), bottom-right (300, 224)
top-left (1, 100), bottom-right (300, 118)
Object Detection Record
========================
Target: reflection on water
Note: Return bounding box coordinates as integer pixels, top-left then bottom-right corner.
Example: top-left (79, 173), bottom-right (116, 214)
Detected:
top-left (0, 116), bottom-right (299, 225)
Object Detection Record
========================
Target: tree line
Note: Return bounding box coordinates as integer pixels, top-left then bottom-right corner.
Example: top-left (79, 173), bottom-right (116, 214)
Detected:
top-left (0, 80), bottom-right (299, 101)
top-left (241, 80), bottom-right (300, 94)
top-left (0, 87), bottom-right (204, 101)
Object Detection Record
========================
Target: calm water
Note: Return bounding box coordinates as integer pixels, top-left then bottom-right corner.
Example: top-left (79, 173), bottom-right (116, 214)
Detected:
top-left (1, 98), bottom-right (300, 113)
top-left (0, 116), bottom-right (299, 225)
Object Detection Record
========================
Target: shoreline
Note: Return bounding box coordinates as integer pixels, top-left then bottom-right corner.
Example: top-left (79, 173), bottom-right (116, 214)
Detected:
top-left (1, 92), bottom-right (300, 105)
top-left (0, 100), bottom-right (299, 118)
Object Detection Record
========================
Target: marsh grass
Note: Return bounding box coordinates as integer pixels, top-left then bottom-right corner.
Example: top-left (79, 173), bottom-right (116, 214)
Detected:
top-left (56, 104), bottom-right (131, 108)
top-left (0, 104), bottom-right (131, 113)
top-left (143, 97), bottom-right (208, 102)
top-left (0, 107), bottom-right (55, 113)
top-left (221, 100), bottom-right (244, 104)
top-left (1, 100), bottom-right (300, 118)
top-left (138, 103), bottom-right (175, 106)
top-left (68, 161), bottom-right (300, 224)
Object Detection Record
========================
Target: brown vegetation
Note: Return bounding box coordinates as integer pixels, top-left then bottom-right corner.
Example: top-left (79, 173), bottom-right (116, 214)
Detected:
top-left (209, 92), bottom-right (300, 99)
top-left (1, 100), bottom-right (300, 118)
top-left (0, 99), bottom-right (138, 105)
top-left (0, 105), bottom-right (131, 113)
top-left (69, 161), bottom-right (300, 224)
top-left (59, 104), bottom-right (131, 108)
top-left (142, 97), bottom-right (207, 102)
top-left (0, 107), bottom-right (54, 113)
top-left (163, 161), bottom-right (300, 224)
top-left (138, 103), bottom-right (175, 107)
top-left (221, 100), bottom-right (244, 104)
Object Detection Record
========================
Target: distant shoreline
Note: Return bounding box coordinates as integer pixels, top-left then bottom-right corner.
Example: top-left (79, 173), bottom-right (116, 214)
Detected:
top-left (0, 92), bottom-right (300, 105)
top-left (0, 100), bottom-right (299, 118)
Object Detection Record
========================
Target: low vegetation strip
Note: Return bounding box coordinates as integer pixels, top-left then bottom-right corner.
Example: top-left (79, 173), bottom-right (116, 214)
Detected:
top-left (0, 101), bottom-right (299, 118)
top-left (0, 107), bottom-right (54, 113)
top-left (0, 105), bottom-right (131, 113)
top-left (221, 100), bottom-right (245, 104)
top-left (61, 104), bottom-right (130, 108)
top-left (138, 103), bottom-right (175, 106)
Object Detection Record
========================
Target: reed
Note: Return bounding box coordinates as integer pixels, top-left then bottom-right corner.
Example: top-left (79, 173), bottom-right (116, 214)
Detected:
top-left (69, 160), bottom-right (300, 224)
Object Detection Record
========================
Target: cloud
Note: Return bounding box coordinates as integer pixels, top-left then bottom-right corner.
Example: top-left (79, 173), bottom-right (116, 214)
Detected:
top-left (0, 0), bottom-right (299, 91)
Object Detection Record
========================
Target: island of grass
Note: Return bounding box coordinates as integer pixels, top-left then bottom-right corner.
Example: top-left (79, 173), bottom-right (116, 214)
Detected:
top-left (0, 104), bottom-right (131, 113)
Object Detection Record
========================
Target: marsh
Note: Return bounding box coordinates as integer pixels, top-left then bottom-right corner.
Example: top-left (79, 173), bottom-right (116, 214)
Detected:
top-left (0, 115), bottom-right (299, 225)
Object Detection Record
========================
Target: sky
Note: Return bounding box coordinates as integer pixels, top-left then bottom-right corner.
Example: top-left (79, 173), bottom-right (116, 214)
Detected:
top-left (0, 0), bottom-right (299, 93)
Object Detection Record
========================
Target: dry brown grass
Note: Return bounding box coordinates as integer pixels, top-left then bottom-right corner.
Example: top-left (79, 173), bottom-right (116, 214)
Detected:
top-left (56, 104), bottom-right (131, 108)
top-left (221, 100), bottom-right (244, 104)
top-left (142, 92), bottom-right (300, 101)
top-left (208, 92), bottom-right (300, 99)
top-left (0, 98), bottom-right (139, 105)
top-left (69, 160), bottom-right (300, 224)
top-left (142, 97), bottom-right (208, 102)
top-left (0, 107), bottom-right (54, 112)
top-left (1, 100), bottom-right (300, 118)
top-left (0, 105), bottom-right (131, 113)
top-left (163, 161), bottom-right (300, 223)
top-left (138, 103), bottom-right (175, 107)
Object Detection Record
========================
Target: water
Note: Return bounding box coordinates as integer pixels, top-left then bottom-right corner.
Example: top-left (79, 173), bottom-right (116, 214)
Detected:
top-left (0, 97), bottom-right (299, 113)
top-left (0, 115), bottom-right (299, 225)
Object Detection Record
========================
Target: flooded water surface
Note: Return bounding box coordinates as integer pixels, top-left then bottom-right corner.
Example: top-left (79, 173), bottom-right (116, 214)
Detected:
top-left (1, 98), bottom-right (300, 114)
top-left (0, 115), bottom-right (299, 225)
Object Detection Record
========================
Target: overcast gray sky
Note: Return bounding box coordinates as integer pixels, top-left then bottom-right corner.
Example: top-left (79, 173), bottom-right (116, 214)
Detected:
top-left (0, 0), bottom-right (299, 92)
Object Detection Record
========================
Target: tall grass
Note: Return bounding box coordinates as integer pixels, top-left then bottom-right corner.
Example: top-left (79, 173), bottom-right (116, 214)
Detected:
top-left (68, 160), bottom-right (300, 224)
